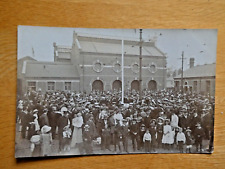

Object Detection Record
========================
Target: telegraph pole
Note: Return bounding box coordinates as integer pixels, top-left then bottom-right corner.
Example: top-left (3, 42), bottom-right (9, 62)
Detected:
top-left (121, 39), bottom-right (124, 104)
top-left (139, 29), bottom-right (143, 100)
top-left (181, 51), bottom-right (184, 94)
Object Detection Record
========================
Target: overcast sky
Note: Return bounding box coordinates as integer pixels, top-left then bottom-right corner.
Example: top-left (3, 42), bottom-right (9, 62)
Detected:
top-left (18, 26), bottom-right (217, 70)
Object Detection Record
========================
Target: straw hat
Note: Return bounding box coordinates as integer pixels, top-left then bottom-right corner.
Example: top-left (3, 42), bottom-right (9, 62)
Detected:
top-left (41, 125), bottom-right (51, 133)
top-left (30, 135), bottom-right (40, 143)
top-left (61, 107), bottom-right (68, 112)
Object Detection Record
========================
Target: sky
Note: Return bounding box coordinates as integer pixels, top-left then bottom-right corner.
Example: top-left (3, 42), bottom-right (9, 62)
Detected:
top-left (18, 26), bottom-right (218, 70)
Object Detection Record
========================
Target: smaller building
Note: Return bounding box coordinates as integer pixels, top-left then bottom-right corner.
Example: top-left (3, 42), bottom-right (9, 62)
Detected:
top-left (166, 68), bottom-right (175, 90)
top-left (174, 58), bottom-right (216, 96)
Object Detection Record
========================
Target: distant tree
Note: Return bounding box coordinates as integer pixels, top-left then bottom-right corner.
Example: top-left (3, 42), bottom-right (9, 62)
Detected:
top-left (173, 71), bottom-right (177, 77)
top-left (177, 68), bottom-right (182, 75)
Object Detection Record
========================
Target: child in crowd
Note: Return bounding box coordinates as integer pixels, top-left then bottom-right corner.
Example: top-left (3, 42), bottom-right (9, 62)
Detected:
top-left (40, 125), bottom-right (52, 156)
top-left (143, 129), bottom-right (151, 153)
top-left (63, 125), bottom-right (72, 152)
top-left (176, 127), bottom-right (186, 153)
top-left (30, 135), bottom-right (41, 157)
top-left (83, 124), bottom-right (93, 154)
top-left (185, 127), bottom-right (194, 153)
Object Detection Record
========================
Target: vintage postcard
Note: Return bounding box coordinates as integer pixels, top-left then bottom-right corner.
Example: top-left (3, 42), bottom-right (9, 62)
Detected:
top-left (16, 26), bottom-right (217, 157)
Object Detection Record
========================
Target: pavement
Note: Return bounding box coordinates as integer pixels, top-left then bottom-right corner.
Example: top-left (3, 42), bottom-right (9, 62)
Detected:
top-left (15, 123), bottom-right (211, 158)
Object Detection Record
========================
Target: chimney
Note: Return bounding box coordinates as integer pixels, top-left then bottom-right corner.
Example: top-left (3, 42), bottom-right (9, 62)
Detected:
top-left (190, 58), bottom-right (194, 68)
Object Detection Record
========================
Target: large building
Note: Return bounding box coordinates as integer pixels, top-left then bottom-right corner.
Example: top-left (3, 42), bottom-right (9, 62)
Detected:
top-left (174, 58), bottom-right (216, 96)
top-left (17, 32), bottom-right (167, 94)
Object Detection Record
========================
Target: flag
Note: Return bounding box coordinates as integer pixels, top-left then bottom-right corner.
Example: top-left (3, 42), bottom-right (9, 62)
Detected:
top-left (32, 47), bottom-right (35, 58)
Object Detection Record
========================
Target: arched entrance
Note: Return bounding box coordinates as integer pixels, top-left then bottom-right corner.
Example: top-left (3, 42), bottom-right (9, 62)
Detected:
top-left (112, 80), bottom-right (122, 91)
top-left (148, 80), bottom-right (157, 91)
top-left (92, 80), bottom-right (104, 92)
top-left (131, 80), bottom-right (139, 91)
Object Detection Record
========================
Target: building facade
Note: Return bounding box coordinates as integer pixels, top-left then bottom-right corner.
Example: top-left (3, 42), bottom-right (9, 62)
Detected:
top-left (174, 59), bottom-right (216, 96)
top-left (18, 32), bottom-right (167, 94)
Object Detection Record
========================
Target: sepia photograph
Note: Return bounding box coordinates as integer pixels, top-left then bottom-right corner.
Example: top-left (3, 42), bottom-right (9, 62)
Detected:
top-left (15, 26), bottom-right (217, 158)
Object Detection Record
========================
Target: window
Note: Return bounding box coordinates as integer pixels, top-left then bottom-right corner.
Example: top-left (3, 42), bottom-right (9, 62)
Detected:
top-left (206, 80), bottom-right (210, 92)
top-left (113, 61), bottom-right (121, 73)
top-left (148, 63), bottom-right (157, 73)
top-left (93, 60), bottom-right (103, 72)
top-left (47, 82), bottom-right (55, 91)
top-left (27, 81), bottom-right (36, 91)
top-left (175, 81), bottom-right (180, 90)
top-left (194, 81), bottom-right (197, 91)
top-left (131, 63), bottom-right (139, 73)
top-left (65, 82), bottom-right (71, 91)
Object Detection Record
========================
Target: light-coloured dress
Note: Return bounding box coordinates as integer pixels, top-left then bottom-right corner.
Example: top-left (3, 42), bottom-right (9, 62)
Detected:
top-left (170, 114), bottom-right (179, 128)
top-left (40, 133), bottom-right (52, 156)
top-left (162, 125), bottom-right (174, 144)
top-left (71, 116), bottom-right (83, 147)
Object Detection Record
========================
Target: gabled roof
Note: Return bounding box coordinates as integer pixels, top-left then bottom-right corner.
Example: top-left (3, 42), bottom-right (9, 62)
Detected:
top-left (24, 61), bottom-right (79, 78)
top-left (77, 36), bottom-right (165, 57)
top-left (55, 46), bottom-right (72, 60)
top-left (174, 63), bottom-right (216, 79)
top-left (18, 56), bottom-right (36, 62)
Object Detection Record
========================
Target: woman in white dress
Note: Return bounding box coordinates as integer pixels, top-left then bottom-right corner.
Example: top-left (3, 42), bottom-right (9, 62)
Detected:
top-left (71, 113), bottom-right (83, 153)
top-left (162, 119), bottom-right (175, 150)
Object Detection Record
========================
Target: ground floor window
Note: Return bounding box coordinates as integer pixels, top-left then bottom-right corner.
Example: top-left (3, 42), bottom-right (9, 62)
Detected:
top-left (65, 82), bottom-right (71, 90)
top-left (92, 80), bottom-right (104, 91)
top-left (47, 82), bottom-right (55, 91)
top-left (27, 81), bottom-right (36, 91)
top-left (206, 80), bottom-right (210, 92)
top-left (193, 81), bottom-right (197, 91)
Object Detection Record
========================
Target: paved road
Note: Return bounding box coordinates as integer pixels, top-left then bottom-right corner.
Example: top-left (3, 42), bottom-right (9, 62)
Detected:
top-left (15, 124), bottom-right (211, 157)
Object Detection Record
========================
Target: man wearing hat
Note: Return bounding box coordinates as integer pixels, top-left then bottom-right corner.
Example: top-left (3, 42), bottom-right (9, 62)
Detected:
top-left (121, 119), bottom-right (129, 153)
top-left (139, 124), bottom-right (146, 150)
top-left (149, 119), bottom-right (157, 152)
top-left (100, 115), bottom-right (111, 151)
top-left (58, 107), bottom-right (69, 153)
top-left (39, 108), bottom-right (49, 129)
top-left (130, 118), bottom-right (140, 151)
top-left (48, 106), bottom-right (57, 139)
top-left (156, 117), bottom-right (164, 148)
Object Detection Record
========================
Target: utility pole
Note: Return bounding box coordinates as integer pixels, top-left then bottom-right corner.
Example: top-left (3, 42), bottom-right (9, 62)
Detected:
top-left (139, 29), bottom-right (143, 100)
top-left (121, 39), bottom-right (124, 104)
top-left (181, 51), bottom-right (184, 94)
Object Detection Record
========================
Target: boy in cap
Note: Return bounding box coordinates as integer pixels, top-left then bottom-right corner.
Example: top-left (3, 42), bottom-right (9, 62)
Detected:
top-left (185, 127), bottom-right (193, 153)
top-left (143, 129), bottom-right (151, 153)
top-left (194, 123), bottom-right (205, 153)
top-left (83, 124), bottom-right (93, 154)
top-left (176, 127), bottom-right (186, 153)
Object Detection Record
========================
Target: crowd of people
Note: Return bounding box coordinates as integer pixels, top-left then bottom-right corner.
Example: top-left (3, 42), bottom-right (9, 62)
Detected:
top-left (16, 89), bottom-right (214, 157)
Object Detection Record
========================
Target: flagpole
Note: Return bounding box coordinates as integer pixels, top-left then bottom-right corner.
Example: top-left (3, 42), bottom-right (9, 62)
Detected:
top-left (121, 39), bottom-right (124, 104)
top-left (139, 29), bottom-right (142, 100)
